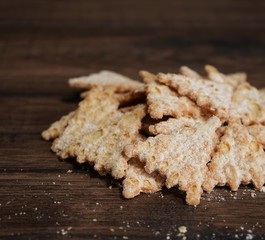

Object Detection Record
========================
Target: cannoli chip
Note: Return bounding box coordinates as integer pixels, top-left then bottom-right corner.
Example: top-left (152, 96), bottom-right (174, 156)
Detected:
top-left (259, 88), bottom-right (265, 108)
top-left (69, 70), bottom-right (144, 92)
top-left (71, 104), bottom-right (147, 179)
top-left (247, 124), bottom-right (265, 148)
top-left (125, 116), bottom-right (221, 205)
top-left (203, 120), bottom-right (265, 192)
top-left (157, 73), bottom-right (233, 118)
top-left (205, 65), bottom-right (247, 87)
top-left (141, 71), bottom-right (203, 119)
top-left (51, 87), bottom-right (121, 159)
top-left (230, 83), bottom-right (265, 125)
top-left (42, 111), bottom-right (75, 141)
top-left (122, 159), bottom-right (164, 199)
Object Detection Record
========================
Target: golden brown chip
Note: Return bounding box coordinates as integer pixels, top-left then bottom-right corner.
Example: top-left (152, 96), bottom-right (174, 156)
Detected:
top-left (124, 116), bottom-right (221, 206)
top-left (69, 70), bottom-right (144, 93)
top-left (51, 87), bottom-right (121, 159)
top-left (157, 73), bottom-right (233, 119)
top-left (42, 111), bottom-right (75, 141)
top-left (122, 159), bottom-right (164, 198)
top-left (247, 124), bottom-right (265, 148)
top-left (230, 83), bottom-right (265, 125)
top-left (141, 71), bottom-right (204, 119)
top-left (259, 88), bottom-right (265, 108)
top-left (71, 104), bottom-right (147, 179)
top-left (203, 120), bottom-right (265, 193)
top-left (204, 65), bottom-right (247, 87)
top-left (148, 117), bottom-right (205, 135)
top-left (179, 66), bottom-right (201, 79)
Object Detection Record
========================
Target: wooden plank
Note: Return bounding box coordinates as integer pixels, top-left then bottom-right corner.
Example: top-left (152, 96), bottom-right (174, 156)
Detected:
top-left (0, 0), bottom-right (265, 239)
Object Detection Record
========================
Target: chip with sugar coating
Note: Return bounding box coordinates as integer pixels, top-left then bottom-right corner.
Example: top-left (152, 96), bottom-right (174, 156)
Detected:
top-left (230, 83), bottom-right (265, 125)
top-left (157, 73), bottom-right (233, 119)
top-left (71, 104), bottom-right (146, 179)
top-left (247, 124), bottom-right (265, 148)
top-left (69, 70), bottom-right (144, 92)
top-left (203, 120), bottom-right (265, 192)
top-left (42, 111), bottom-right (75, 141)
top-left (123, 158), bottom-right (164, 198)
top-left (140, 70), bottom-right (204, 119)
top-left (51, 87), bottom-right (121, 159)
top-left (124, 116), bottom-right (221, 205)
top-left (204, 65), bottom-right (247, 87)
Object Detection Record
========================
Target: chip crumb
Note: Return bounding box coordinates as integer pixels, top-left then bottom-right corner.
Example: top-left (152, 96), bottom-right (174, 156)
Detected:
top-left (250, 192), bottom-right (256, 198)
top-left (178, 226), bottom-right (187, 233)
top-left (67, 170), bottom-right (73, 173)
top-left (246, 233), bottom-right (254, 240)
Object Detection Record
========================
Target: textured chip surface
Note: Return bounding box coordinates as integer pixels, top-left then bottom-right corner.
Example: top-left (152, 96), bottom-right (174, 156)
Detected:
top-left (52, 87), bottom-right (121, 159)
top-left (125, 116), bottom-right (221, 205)
top-left (179, 66), bottom-right (201, 79)
top-left (42, 111), bottom-right (75, 141)
top-left (204, 65), bottom-right (247, 87)
top-left (230, 83), bottom-right (265, 125)
top-left (69, 70), bottom-right (143, 92)
top-left (157, 73), bottom-right (234, 119)
top-left (259, 88), bottom-right (265, 108)
top-left (141, 71), bottom-right (203, 119)
top-left (247, 124), bottom-right (265, 148)
top-left (203, 120), bottom-right (265, 192)
top-left (71, 104), bottom-right (146, 179)
top-left (123, 159), bottom-right (164, 198)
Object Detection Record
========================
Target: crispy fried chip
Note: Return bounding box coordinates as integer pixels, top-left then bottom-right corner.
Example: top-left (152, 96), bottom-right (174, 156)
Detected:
top-left (148, 117), bottom-right (206, 135)
top-left (179, 65), bottom-right (247, 88)
top-left (230, 83), bottom-right (265, 125)
top-left (71, 104), bottom-right (146, 179)
top-left (140, 71), bottom-right (204, 119)
top-left (42, 111), bottom-right (75, 141)
top-left (69, 70), bottom-right (144, 92)
top-left (124, 116), bottom-right (221, 205)
top-left (203, 120), bottom-right (265, 192)
top-left (115, 87), bottom-right (146, 107)
top-left (157, 73), bottom-right (233, 119)
top-left (52, 87), bottom-right (121, 159)
top-left (81, 86), bottom-right (146, 107)
top-left (259, 88), bottom-right (265, 108)
top-left (122, 158), bottom-right (164, 198)
top-left (204, 65), bottom-right (247, 87)
top-left (247, 124), bottom-right (265, 148)
top-left (179, 66), bottom-right (201, 79)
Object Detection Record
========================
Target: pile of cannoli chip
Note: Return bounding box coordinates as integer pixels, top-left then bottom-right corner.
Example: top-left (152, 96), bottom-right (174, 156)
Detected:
top-left (42, 66), bottom-right (265, 206)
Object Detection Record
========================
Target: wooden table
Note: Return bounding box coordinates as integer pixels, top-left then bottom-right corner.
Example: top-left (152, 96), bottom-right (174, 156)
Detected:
top-left (1, 1), bottom-right (265, 239)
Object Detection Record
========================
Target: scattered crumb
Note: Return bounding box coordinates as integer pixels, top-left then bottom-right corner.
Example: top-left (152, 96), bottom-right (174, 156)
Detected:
top-left (246, 233), bottom-right (254, 240)
top-left (178, 226), bottom-right (187, 233)
top-left (67, 170), bottom-right (73, 173)
top-left (251, 192), bottom-right (256, 198)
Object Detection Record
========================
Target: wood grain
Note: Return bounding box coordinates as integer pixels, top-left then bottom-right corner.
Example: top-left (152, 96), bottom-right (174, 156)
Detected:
top-left (0, 1), bottom-right (265, 239)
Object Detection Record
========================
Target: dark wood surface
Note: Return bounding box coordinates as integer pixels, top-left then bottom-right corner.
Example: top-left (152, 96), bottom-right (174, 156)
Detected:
top-left (1, 1), bottom-right (265, 239)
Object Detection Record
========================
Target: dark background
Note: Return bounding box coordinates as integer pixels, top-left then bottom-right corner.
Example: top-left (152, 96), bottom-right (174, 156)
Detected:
top-left (0, 1), bottom-right (265, 239)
